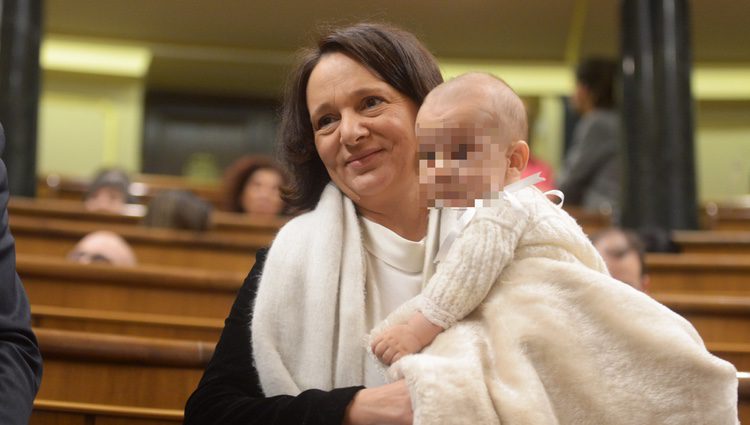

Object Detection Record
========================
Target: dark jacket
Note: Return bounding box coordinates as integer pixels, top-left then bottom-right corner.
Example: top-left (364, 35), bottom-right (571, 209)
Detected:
top-left (0, 125), bottom-right (43, 424)
top-left (184, 247), bottom-right (364, 425)
top-left (558, 109), bottom-right (621, 214)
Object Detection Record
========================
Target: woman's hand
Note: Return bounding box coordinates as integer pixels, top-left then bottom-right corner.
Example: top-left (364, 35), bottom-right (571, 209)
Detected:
top-left (343, 380), bottom-right (413, 425)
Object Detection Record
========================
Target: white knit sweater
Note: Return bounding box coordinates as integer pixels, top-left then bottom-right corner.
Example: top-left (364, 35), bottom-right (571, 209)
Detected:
top-left (419, 188), bottom-right (533, 329)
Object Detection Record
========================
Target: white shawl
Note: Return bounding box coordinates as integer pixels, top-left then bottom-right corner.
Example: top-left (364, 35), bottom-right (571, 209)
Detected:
top-left (252, 183), bottom-right (369, 394)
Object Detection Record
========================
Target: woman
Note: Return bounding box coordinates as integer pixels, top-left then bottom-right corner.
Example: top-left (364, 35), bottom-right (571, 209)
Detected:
top-left (558, 57), bottom-right (620, 215)
top-left (222, 156), bottom-right (287, 215)
top-left (185, 22), bottom-right (443, 425)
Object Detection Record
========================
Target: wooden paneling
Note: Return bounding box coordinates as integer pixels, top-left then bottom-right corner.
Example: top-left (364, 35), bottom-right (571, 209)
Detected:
top-left (19, 255), bottom-right (243, 318)
top-left (10, 215), bottom-right (264, 272)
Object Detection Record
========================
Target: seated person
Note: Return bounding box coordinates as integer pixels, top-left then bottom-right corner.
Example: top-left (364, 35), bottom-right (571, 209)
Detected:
top-left (143, 190), bottom-right (212, 231)
top-left (83, 168), bottom-right (131, 214)
top-left (67, 230), bottom-right (137, 267)
top-left (591, 227), bottom-right (650, 292)
top-left (368, 72), bottom-right (736, 424)
top-left (222, 156), bottom-right (288, 216)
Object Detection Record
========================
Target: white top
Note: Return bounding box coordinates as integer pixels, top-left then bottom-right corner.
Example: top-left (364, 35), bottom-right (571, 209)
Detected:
top-left (360, 212), bottom-right (447, 386)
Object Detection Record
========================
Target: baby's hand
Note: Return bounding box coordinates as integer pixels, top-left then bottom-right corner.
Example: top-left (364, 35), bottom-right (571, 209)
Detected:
top-left (371, 324), bottom-right (425, 366)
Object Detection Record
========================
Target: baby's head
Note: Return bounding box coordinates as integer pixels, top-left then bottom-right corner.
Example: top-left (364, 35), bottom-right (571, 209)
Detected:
top-left (416, 72), bottom-right (529, 207)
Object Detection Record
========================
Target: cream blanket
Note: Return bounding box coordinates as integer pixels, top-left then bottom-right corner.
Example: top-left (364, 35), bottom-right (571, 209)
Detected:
top-left (374, 191), bottom-right (739, 424)
top-left (252, 183), bottom-right (738, 424)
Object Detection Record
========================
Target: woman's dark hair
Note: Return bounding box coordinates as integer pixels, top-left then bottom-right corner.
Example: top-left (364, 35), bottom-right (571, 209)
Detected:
top-left (575, 57), bottom-right (618, 109)
top-left (142, 190), bottom-right (212, 232)
top-left (278, 22), bottom-right (444, 211)
top-left (222, 155), bottom-right (287, 213)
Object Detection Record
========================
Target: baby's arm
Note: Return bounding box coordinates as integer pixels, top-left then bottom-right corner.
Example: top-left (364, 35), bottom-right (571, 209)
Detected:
top-left (420, 205), bottom-right (528, 331)
top-left (372, 202), bottom-right (529, 365)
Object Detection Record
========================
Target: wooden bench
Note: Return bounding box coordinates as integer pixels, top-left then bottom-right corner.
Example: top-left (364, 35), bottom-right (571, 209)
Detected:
top-left (10, 215), bottom-right (266, 272)
top-left (673, 231), bottom-right (750, 256)
top-left (31, 399), bottom-right (183, 425)
top-left (19, 255), bottom-right (244, 319)
top-left (647, 253), bottom-right (750, 295)
top-left (36, 328), bottom-right (212, 409)
top-left (32, 305), bottom-right (224, 342)
top-left (9, 196), bottom-right (286, 238)
top-left (653, 293), bottom-right (750, 345)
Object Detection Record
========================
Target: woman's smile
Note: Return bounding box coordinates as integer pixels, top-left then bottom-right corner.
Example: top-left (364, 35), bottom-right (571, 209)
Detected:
top-left (346, 148), bottom-right (385, 170)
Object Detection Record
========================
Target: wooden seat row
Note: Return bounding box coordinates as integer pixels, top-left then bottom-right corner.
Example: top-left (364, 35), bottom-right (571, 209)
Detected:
top-left (10, 215), bottom-right (265, 272)
top-left (673, 230), bottom-right (750, 256)
top-left (9, 196), bottom-right (287, 238)
top-left (647, 253), bottom-right (750, 295)
top-left (18, 255), bottom-right (244, 319)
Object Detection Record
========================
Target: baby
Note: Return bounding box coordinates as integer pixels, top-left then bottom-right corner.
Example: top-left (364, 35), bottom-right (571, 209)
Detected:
top-left (371, 72), bottom-right (550, 365)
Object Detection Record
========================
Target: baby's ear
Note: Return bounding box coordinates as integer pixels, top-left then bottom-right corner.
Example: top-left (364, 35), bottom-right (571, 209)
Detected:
top-left (505, 140), bottom-right (530, 181)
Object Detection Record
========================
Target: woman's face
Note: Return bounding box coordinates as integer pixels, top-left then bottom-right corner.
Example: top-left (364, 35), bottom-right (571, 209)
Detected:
top-left (241, 168), bottom-right (284, 215)
top-left (306, 52), bottom-right (419, 205)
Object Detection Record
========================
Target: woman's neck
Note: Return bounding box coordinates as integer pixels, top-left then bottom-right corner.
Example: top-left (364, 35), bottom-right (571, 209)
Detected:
top-left (355, 183), bottom-right (427, 241)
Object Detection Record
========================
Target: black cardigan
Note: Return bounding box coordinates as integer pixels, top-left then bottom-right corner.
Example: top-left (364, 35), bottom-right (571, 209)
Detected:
top-left (184, 248), bottom-right (365, 425)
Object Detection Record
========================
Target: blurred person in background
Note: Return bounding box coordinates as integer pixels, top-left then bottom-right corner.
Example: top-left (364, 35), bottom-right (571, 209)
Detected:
top-left (222, 156), bottom-right (287, 216)
top-left (83, 168), bottom-right (132, 214)
top-left (591, 227), bottom-right (650, 292)
top-left (67, 230), bottom-right (137, 267)
top-left (558, 58), bottom-right (621, 216)
top-left (143, 190), bottom-right (212, 231)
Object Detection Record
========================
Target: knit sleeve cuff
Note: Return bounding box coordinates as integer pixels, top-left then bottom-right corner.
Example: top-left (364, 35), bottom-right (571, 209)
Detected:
top-left (417, 294), bottom-right (456, 330)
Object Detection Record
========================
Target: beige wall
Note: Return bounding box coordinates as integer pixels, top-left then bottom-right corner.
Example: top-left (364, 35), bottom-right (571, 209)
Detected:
top-left (38, 72), bottom-right (145, 178)
top-left (695, 101), bottom-right (750, 202)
